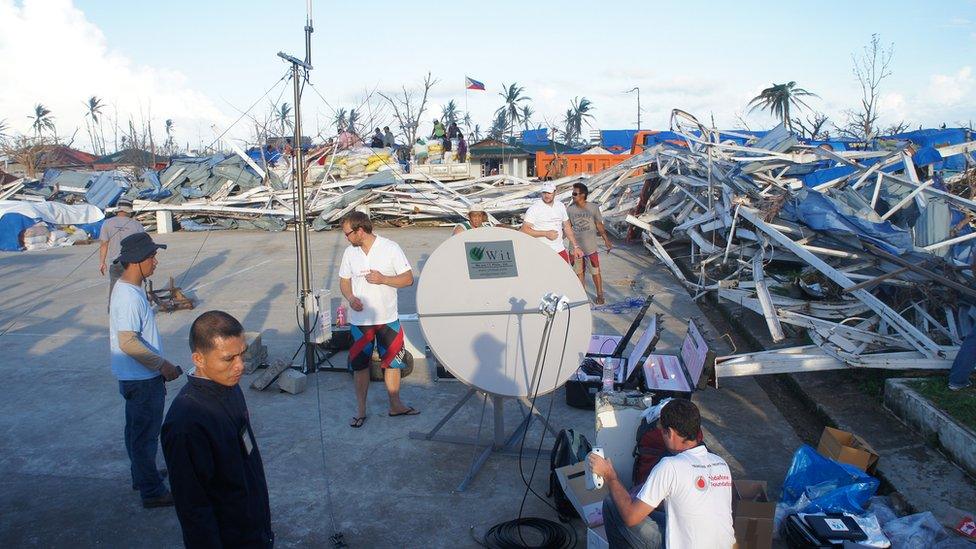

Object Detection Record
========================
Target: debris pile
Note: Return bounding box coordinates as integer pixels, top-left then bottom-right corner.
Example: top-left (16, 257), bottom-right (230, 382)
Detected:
top-left (587, 110), bottom-right (976, 373)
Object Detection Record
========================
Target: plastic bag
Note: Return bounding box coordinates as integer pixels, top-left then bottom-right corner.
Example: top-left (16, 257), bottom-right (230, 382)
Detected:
top-left (780, 445), bottom-right (879, 514)
top-left (866, 496), bottom-right (899, 527)
top-left (882, 512), bottom-right (948, 548)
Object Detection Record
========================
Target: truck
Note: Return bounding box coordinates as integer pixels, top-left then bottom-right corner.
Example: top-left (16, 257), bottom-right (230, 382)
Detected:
top-left (535, 131), bottom-right (687, 179)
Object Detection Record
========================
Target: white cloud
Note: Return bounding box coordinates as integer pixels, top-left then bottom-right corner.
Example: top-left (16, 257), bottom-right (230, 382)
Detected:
top-left (927, 66), bottom-right (974, 106)
top-left (0, 0), bottom-right (231, 152)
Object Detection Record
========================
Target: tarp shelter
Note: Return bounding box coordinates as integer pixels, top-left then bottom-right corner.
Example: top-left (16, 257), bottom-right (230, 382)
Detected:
top-left (0, 200), bottom-right (104, 251)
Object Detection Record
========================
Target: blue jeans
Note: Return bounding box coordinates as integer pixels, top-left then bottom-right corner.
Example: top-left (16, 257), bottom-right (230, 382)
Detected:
top-left (118, 377), bottom-right (167, 499)
top-left (949, 327), bottom-right (976, 386)
top-left (602, 495), bottom-right (666, 549)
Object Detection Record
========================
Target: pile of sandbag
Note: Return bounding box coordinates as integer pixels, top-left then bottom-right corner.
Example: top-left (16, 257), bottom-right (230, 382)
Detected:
top-left (320, 147), bottom-right (397, 179)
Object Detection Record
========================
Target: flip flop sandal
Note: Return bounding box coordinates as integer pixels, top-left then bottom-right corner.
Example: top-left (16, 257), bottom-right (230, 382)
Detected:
top-left (389, 407), bottom-right (420, 417)
top-left (349, 416), bottom-right (366, 428)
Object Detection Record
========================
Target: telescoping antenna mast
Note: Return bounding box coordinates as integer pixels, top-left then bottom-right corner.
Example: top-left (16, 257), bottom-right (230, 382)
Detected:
top-left (278, 1), bottom-right (315, 373)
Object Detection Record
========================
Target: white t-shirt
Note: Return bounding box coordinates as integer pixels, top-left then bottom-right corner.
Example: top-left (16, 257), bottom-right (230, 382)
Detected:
top-left (523, 200), bottom-right (569, 252)
top-left (338, 234), bottom-right (412, 326)
top-left (636, 445), bottom-right (735, 549)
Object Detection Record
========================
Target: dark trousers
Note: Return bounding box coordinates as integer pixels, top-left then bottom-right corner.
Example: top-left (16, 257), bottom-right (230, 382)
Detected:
top-left (602, 495), bottom-right (666, 549)
top-left (119, 377), bottom-right (166, 499)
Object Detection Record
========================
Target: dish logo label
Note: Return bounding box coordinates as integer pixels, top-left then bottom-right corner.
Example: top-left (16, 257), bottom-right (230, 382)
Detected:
top-left (464, 241), bottom-right (519, 279)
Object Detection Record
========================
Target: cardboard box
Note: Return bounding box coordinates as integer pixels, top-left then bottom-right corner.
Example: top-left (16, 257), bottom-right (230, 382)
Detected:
top-left (817, 427), bottom-right (879, 473)
top-left (732, 480), bottom-right (775, 549)
top-left (554, 462), bottom-right (608, 527)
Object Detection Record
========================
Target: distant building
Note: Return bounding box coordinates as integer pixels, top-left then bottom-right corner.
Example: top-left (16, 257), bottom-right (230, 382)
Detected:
top-left (93, 149), bottom-right (170, 171)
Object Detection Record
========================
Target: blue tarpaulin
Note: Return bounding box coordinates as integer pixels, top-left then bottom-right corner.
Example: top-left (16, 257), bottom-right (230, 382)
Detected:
top-left (783, 187), bottom-right (915, 254)
top-left (520, 129), bottom-right (550, 146)
top-left (600, 130), bottom-right (637, 152)
top-left (0, 212), bottom-right (35, 251)
top-left (888, 128), bottom-right (976, 171)
top-left (246, 147), bottom-right (282, 166)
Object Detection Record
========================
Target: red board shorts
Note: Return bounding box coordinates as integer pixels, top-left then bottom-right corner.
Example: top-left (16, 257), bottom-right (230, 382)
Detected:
top-left (571, 252), bottom-right (600, 275)
top-left (557, 249), bottom-right (571, 263)
top-left (348, 321), bottom-right (406, 371)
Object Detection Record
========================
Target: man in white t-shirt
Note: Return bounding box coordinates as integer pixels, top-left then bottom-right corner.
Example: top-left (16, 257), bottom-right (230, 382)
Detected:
top-left (588, 399), bottom-right (735, 549)
top-left (338, 211), bottom-right (419, 429)
top-left (520, 181), bottom-right (583, 263)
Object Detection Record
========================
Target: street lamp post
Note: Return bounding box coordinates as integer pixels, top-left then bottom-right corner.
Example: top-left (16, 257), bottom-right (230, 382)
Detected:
top-left (625, 87), bottom-right (641, 130)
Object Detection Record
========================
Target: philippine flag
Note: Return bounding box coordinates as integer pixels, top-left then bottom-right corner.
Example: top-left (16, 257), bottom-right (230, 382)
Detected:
top-left (465, 76), bottom-right (485, 91)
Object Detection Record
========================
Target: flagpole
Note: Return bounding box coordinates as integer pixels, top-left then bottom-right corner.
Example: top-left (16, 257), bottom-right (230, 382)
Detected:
top-left (464, 77), bottom-right (469, 136)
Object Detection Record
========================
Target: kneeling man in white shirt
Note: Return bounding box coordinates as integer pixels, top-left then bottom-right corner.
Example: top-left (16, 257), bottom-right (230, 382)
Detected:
top-left (588, 399), bottom-right (735, 549)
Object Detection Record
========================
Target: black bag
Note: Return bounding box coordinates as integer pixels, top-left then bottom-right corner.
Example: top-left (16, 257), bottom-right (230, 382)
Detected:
top-left (547, 429), bottom-right (592, 521)
top-left (783, 513), bottom-right (835, 548)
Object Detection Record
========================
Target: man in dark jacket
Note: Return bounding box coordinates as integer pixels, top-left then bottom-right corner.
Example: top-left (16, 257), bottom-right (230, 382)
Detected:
top-left (162, 311), bottom-right (273, 548)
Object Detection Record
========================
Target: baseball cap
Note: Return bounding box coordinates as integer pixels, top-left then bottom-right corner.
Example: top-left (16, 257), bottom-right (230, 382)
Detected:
top-left (468, 202), bottom-right (486, 215)
top-left (116, 198), bottom-right (133, 212)
top-left (540, 182), bottom-right (556, 194)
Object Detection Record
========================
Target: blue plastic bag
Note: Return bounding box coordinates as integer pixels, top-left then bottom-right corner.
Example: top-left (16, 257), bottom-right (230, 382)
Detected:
top-left (780, 445), bottom-right (879, 515)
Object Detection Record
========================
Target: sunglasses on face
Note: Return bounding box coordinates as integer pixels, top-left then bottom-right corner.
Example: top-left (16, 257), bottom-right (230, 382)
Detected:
top-left (572, 192), bottom-right (581, 196)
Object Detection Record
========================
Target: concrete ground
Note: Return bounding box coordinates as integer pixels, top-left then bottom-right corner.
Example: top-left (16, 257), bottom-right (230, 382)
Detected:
top-left (0, 228), bottom-right (802, 547)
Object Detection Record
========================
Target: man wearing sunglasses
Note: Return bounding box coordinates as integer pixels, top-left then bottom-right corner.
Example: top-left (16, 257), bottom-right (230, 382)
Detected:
top-left (338, 211), bottom-right (418, 429)
top-left (520, 181), bottom-right (583, 263)
top-left (567, 183), bottom-right (613, 304)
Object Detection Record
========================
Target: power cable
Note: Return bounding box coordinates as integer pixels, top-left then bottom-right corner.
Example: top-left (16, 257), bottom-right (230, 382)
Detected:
top-left (475, 306), bottom-right (577, 548)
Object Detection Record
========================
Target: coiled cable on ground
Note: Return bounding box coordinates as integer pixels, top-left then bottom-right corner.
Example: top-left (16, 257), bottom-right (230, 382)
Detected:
top-left (473, 517), bottom-right (573, 549)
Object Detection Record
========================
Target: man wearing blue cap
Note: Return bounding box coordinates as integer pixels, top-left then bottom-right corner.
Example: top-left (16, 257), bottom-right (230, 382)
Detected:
top-left (110, 232), bottom-right (183, 508)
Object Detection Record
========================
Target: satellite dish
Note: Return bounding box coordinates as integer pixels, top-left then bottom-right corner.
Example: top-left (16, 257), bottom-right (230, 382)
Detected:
top-left (417, 227), bottom-right (592, 397)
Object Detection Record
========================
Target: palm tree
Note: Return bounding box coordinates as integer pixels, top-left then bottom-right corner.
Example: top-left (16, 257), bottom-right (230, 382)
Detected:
top-left (441, 100), bottom-right (460, 127)
top-left (563, 97), bottom-right (595, 145)
top-left (29, 104), bottom-right (56, 137)
top-left (84, 96), bottom-right (104, 153)
top-left (748, 82), bottom-right (817, 130)
top-left (164, 119), bottom-right (175, 153)
top-left (347, 108), bottom-right (360, 135)
top-left (462, 112), bottom-right (473, 133)
top-left (471, 124), bottom-right (482, 141)
top-left (489, 111), bottom-right (507, 140)
top-left (520, 105), bottom-right (535, 132)
top-left (496, 83), bottom-right (530, 134)
top-left (333, 107), bottom-right (348, 132)
top-left (277, 103), bottom-right (293, 139)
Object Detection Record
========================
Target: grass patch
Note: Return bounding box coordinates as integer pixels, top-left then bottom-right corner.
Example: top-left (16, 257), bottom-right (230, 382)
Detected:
top-left (910, 378), bottom-right (976, 432)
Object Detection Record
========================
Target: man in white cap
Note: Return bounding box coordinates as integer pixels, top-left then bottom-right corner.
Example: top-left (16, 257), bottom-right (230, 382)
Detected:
top-left (99, 198), bottom-right (145, 309)
top-left (452, 203), bottom-right (491, 235)
top-left (520, 182), bottom-right (583, 263)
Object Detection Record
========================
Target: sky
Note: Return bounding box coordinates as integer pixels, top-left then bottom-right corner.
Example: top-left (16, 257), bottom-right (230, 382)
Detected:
top-left (1, 0), bottom-right (975, 153)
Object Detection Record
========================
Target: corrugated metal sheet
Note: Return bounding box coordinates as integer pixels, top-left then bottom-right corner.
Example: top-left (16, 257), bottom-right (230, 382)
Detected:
top-left (84, 171), bottom-right (128, 209)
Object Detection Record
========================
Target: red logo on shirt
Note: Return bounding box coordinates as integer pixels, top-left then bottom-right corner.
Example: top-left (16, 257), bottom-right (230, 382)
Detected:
top-left (694, 475), bottom-right (708, 490)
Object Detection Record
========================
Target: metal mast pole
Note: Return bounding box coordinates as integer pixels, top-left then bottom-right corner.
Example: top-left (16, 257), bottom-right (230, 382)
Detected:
top-left (636, 87), bottom-right (641, 130)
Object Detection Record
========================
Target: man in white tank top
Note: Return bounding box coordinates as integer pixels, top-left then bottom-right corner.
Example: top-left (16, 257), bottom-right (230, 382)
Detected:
top-left (588, 399), bottom-right (735, 548)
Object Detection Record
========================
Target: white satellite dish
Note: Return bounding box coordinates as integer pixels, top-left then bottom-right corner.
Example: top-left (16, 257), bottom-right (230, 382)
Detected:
top-left (417, 227), bottom-right (592, 398)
